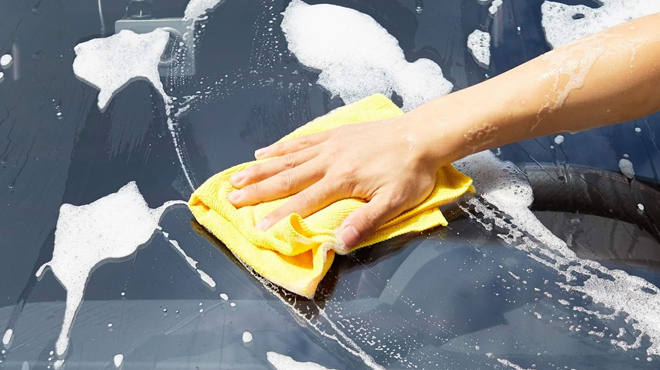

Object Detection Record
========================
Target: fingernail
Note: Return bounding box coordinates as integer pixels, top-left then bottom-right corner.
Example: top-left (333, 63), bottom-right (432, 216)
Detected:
top-left (340, 225), bottom-right (360, 247)
top-left (230, 171), bottom-right (245, 184)
top-left (254, 148), bottom-right (268, 158)
top-left (256, 218), bottom-right (270, 231)
top-left (228, 190), bottom-right (242, 202)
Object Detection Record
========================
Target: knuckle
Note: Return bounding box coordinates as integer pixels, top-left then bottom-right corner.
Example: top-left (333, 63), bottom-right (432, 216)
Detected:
top-left (297, 190), bottom-right (314, 208)
top-left (282, 170), bottom-right (297, 191)
top-left (295, 137), bottom-right (309, 150)
top-left (386, 191), bottom-right (406, 209)
top-left (243, 166), bottom-right (258, 180)
top-left (357, 208), bottom-right (379, 231)
top-left (282, 154), bottom-right (297, 170)
top-left (245, 183), bottom-right (261, 198)
top-left (268, 143), bottom-right (282, 154)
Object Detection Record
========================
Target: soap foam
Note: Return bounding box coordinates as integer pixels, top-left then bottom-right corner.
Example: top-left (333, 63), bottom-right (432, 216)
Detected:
top-left (113, 354), bottom-right (124, 368)
top-left (281, 0), bottom-right (453, 112)
top-left (618, 158), bottom-right (635, 179)
top-left (0, 54), bottom-right (12, 69)
top-left (533, 34), bottom-right (609, 131)
top-left (36, 182), bottom-right (186, 358)
top-left (553, 134), bottom-right (564, 145)
top-left (72, 29), bottom-right (196, 190)
top-left (242, 331), bottom-right (253, 343)
top-left (73, 29), bottom-right (171, 112)
top-left (183, 0), bottom-right (225, 21)
top-left (161, 232), bottom-right (216, 289)
top-left (497, 358), bottom-right (530, 370)
top-left (457, 150), bottom-right (660, 357)
top-left (2, 329), bottom-right (12, 347)
top-left (467, 30), bottom-right (491, 68)
top-left (489, 0), bottom-right (503, 15)
top-left (541, 0), bottom-right (660, 48)
top-left (267, 352), bottom-right (336, 370)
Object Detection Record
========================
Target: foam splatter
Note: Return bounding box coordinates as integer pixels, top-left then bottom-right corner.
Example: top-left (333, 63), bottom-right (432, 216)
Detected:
top-left (161, 232), bottom-right (217, 289)
top-left (618, 158), bottom-right (635, 179)
top-left (72, 29), bottom-right (171, 112)
top-left (281, 0), bottom-right (453, 112)
top-left (0, 54), bottom-right (12, 69)
top-left (267, 352), bottom-right (336, 370)
top-left (489, 0), bottom-right (503, 15)
top-left (2, 329), bottom-right (12, 348)
top-left (36, 182), bottom-right (187, 357)
top-left (113, 354), bottom-right (124, 369)
top-left (467, 30), bottom-right (491, 68)
top-left (183, 0), bottom-right (225, 21)
top-left (457, 151), bottom-right (660, 357)
top-left (541, 0), bottom-right (660, 48)
top-left (72, 28), bottom-right (196, 190)
top-left (242, 331), bottom-right (253, 343)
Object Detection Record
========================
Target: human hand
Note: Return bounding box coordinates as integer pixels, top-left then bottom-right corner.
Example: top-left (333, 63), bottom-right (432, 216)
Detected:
top-left (227, 115), bottom-right (455, 249)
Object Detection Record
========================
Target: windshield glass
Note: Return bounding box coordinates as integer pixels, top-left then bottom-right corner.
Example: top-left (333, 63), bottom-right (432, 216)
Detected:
top-left (1, 0), bottom-right (660, 369)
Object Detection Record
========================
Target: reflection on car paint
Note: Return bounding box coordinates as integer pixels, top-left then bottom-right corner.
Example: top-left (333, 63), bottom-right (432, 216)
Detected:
top-left (3, 0), bottom-right (660, 368)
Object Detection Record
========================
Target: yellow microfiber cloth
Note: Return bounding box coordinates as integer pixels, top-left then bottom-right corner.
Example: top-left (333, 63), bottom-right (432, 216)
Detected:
top-left (189, 94), bottom-right (473, 298)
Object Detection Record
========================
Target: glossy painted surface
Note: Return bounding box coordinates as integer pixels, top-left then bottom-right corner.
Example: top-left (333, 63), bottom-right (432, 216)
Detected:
top-left (1, 0), bottom-right (659, 368)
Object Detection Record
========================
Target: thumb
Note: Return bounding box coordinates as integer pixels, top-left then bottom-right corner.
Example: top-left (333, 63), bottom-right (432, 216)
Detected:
top-left (338, 194), bottom-right (402, 251)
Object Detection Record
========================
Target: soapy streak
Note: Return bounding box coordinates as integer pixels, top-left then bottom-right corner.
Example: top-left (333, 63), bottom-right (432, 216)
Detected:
top-left (463, 193), bottom-right (660, 356)
top-left (533, 34), bottom-right (608, 131)
top-left (35, 183), bottom-right (210, 360)
top-left (160, 230), bottom-right (216, 289)
top-left (464, 122), bottom-right (498, 153)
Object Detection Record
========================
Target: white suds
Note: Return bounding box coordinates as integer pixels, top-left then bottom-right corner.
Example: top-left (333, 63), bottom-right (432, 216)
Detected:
top-left (72, 29), bottom-right (171, 112)
top-left (267, 352), bottom-right (337, 370)
top-left (553, 135), bottom-right (564, 145)
top-left (36, 182), bottom-right (185, 357)
top-left (497, 358), bottom-right (530, 370)
top-left (489, 0), bottom-right (503, 15)
top-left (618, 158), bottom-right (635, 179)
top-left (113, 354), bottom-right (124, 369)
top-left (220, 293), bottom-right (228, 300)
top-left (2, 329), bottom-right (13, 347)
top-left (467, 30), bottom-right (491, 68)
top-left (161, 235), bottom-right (216, 288)
top-left (541, 0), bottom-right (660, 48)
top-left (242, 331), bottom-right (253, 343)
top-left (281, 0), bottom-right (453, 112)
top-left (638, 203), bottom-right (645, 211)
top-left (72, 29), bottom-right (195, 190)
top-left (183, 0), bottom-right (225, 21)
top-left (0, 54), bottom-right (13, 69)
top-left (457, 150), bottom-right (660, 357)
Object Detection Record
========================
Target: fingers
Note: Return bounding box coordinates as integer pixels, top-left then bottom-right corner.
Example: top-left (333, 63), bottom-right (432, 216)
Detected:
top-left (230, 147), bottom-right (318, 188)
top-left (256, 180), bottom-right (342, 230)
top-left (228, 161), bottom-right (323, 208)
top-left (255, 131), bottom-right (331, 160)
top-left (338, 193), bottom-right (404, 249)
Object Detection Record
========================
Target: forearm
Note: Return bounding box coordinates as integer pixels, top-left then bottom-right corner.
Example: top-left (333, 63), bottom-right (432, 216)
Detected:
top-left (410, 12), bottom-right (660, 165)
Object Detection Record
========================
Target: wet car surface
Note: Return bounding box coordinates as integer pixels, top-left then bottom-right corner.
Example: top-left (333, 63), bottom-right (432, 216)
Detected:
top-left (1, 0), bottom-right (660, 369)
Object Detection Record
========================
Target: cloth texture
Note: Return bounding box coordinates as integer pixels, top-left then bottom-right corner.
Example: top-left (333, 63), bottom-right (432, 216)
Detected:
top-left (189, 94), bottom-right (473, 298)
